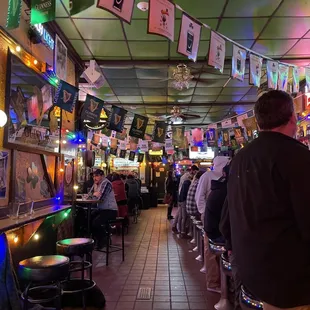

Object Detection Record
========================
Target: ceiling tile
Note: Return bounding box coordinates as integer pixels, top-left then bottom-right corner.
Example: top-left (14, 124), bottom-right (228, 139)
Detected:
top-left (124, 20), bottom-right (165, 41)
top-left (55, 18), bottom-right (80, 39)
top-left (252, 39), bottom-right (298, 56)
top-left (129, 42), bottom-right (169, 58)
top-left (174, 0), bottom-right (227, 18)
top-left (194, 88), bottom-right (222, 95)
top-left (72, 4), bottom-right (116, 18)
top-left (240, 95), bottom-right (258, 102)
top-left (104, 96), bottom-right (119, 103)
top-left (113, 88), bottom-right (141, 96)
top-left (217, 95), bottom-right (243, 102)
top-left (224, 0), bottom-right (282, 17)
top-left (138, 80), bottom-right (168, 88)
top-left (196, 79), bottom-right (228, 88)
top-left (218, 18), bottom-right (268, 40)
top-left (55, 1), bottom-right (67, 17)
top-left (102, 68), bottom-right (136, 79)
top-left (141, 88), bottom-right (167, 96)
top-left (233, 104), bottom-right (254, 113)
top-left (188, 107), bottom-right (211, 113)
top-left (168, 88), bottom-right (194, 96)
top-left (260, 17), bottom-right (310, 39)
top-left (209, 106), bottom-right (231, 112)
top-left (86, 40), bottom-right (130, 57)
top-left (192, 95), bottom-right (218, 102)
top-left (168, 96), bottom-right (192, 103)
top-left (143, 96), bottom-right (167, 103)
top-left (118, 96), bottom-right (143, 103)
top-left (168, 80), bottom-right (196, 88)
top-left (136, 68), bottom-right (168, 79)
top-left (226, 78), bottom-right (250, 87)
top-left (74, 19), bottom-right (124, 40)
top-left (286, 39), bottom-right (310, 56)
top-left (276, 0), bottom-right (310, 17)
top-left (132, 0), bottom-right (151, 19)
top-left (70, 40), bottom-right (92, 57)
top-left (108, 79), bottom-right (139, 88)
top-left (221, 87), bottom-right (251, 96)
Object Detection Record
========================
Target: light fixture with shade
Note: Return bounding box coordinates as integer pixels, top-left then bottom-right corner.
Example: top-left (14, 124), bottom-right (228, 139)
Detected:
top-left (0, 110), bottom-right (7, 127)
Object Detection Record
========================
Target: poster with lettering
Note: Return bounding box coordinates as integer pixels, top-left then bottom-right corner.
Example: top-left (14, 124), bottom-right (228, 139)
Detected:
top-left (177, 13), bottom-right (201, 62)
top-left (231, 44), bottom-right (246, 81)
top-left (107, 106), bottom-right (127, 133)
top-left (208, 31), bottom-right (225, 73)
top-left (128, 151), bottom-right (136, 161)
top-left (278, 64), bottom-right (289, 92)
top-left (97, 0), bottom-right (135, 24)
top-left (53, 80), bottom-right (79, 113)
top-left (152, 121), bottom-right (167, 143)
top-left (81, 94), bottom-right (104, 124)
top-left (172, 126), bottom-right (185, 147)
top-left (148, 0), bottom-right (175, 41)
top-left (31, 0), bottom-right (56, 25)
top-left (55, 35), bottom-right (67, 81)
top-left (129, 114), bottom-right (148, 139)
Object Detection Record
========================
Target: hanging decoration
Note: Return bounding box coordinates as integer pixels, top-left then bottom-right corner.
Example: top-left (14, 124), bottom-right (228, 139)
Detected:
top-left (137, 153), bottom-right (144, 163)
top-left (222, 129), bottom-right (230, 146)
top-left (231, 45), bottom-right (246, 81)
top-left (267, 61), bottom-right (279, 90)
top-left (119, 149), bottom-right (126, 159)
top-left (292, 66), bottom-right (300, 93)
top-left (177, 13), bottom-right (201, 62)
top-left (165, 139), bottom-right (173, 152)
top-left (70, 0), bottom-right (94, 16)
top-left (208, 31), bottom-right (225, 73)
top-left (243, 116), bottom-right (257, 141)
top-left (101, 127), bottom-right (112, 137)
top-left (6, 0), bottom-right (22, 30)
top-left (115, 128), bottom-right (127, 140)
top-left (97, 0), bottom-right (135, 24)
top-left (305, 67), bottom-right (310, 91)
top-left (234, 127), bottom-right (245, 145)
top-left (128, 151), bottom-right (136, 161)
top-left (53, 80), bottom-right (79, 113)
top-left (107, 106), bottom-right (127, 133)
top-left (31, 0), bottom-right (56, 25)
top-left (278, 64), bottom-right (289, 92)
top-left (139, 140), bottom-right (149, 153)
top-left (206, 129), bottom-right (216, 147)
top-left (55, 35), bottom-right (68, 82)
top-left (172, 126), bottom-right (185, 147)
top-left (191, 128), bottom-right (203, 146)
top-left (129, 114), bottom-right (149, 139)
top-left (110, 147), bottom-right (118, 156)
top-left (152, 121), bottom-right (167, 143)
top-left (82, 60), bottom-right (105, 89)
top-left (81, 94), bottom-right (104, 124)
top-left (148, 0), bottom-right (175, 41)
top-left (119, 141), bottom-right (127, 150)
top-left (249, 54), bottom-right (263, 87)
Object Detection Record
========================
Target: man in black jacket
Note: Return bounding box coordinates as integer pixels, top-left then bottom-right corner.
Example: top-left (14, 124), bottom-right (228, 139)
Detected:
top-left (227, 90), bottom-right (310, 310)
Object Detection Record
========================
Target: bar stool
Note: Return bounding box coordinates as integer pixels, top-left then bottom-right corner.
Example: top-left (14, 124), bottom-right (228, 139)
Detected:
top-left (96, 217), bottom-right (125, 266)
top-left (209, 239), bottom-right (226, 255)
top-left (214, 253), bottom-right (233, 310)
top-left (190, 218), bottom-right (197, 244)
top-left (195, 224), bottom-right (204, 262)
top-left (56, 238), bottom-right (96, 310)
top-left (192, 221), bottom-right (202, 250)
top-left (200, 230), bottom-right (206, 274)
top-left (187, 216), bottom-right (195, 237)
top-left (18, 255), bottom-right (70, 310)
top-left (240, 286), bottom-right (263, 310)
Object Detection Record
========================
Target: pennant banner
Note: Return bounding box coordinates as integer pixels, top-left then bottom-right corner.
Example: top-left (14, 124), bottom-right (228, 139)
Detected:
top-left (165, 139), bottom-right (173, 151)
top-left (137, 153), bottom-right (144, 163)
top-left (139, 140), bottom-right (149, 153)
top-left (234, 127), bottom-right (245, 145)
top-left (278, 64), bottom-right (289, 92)
top-left (231, 44), bottom-right (246, 81)
top-left (243, 116), bottom-right (257, 141)
top-left (191, 128), bottom-right (203, 146)
top-left (70, 0), bottom-right (94, 16)
top-left (119, 141), bottom-right (127, 150)
top-left (208, 31), bottom-right (225, 73)
top-left (221, 119), bottom-right (232, 128)
top-left (128, 151), bottom-right (136, 161)
top-left (53, 80), bottom-right (78, 113)
top-left (31, 0), bottom-right (56, 25)
top-left (82, 60), bottom-right (105, 89)
top-left (172, 126), bottom-right (185, 147)
top-left (148, 0), bottom-right (175, 41)
top-left (206, 129), bottom-right (216, 147)
top-left (119, 149), bottom-right (126, 159)
top-left (81, 94), bottom-right (104, 124)
top-left (305, 67), bottom-right (310, 91)
top-left (177, 13), bottom-right (201, 62)
top-left (267, 61), bottom-right (279, 90)
top-left (6, 0), bottom-right (22, 30)
top-left (292, 66), bottom-right (300, 93)
top-left (129, 114), bottom-right (149, 139)
top-left (249, 54), bottom-right (263, 87)
top-left (115, 128), bottom-right (127, 140)
top-left (110, 147), bottom-right (118, 156)
top-left (107, 106), bottom-right (127, 133)
top-left (152, 121), bottom-right (167, 143)
top-left (97, 0), bottom-right (135, 24)
top-left (222, 129), bottom-right (230, 146)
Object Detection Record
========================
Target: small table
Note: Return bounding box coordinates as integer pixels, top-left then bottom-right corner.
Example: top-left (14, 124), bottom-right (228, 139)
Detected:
top-left (74, 199), bottom-right (103, 236)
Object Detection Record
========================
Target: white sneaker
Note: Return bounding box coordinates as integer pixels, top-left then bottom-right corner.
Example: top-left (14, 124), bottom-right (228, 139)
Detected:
top-left (200, 266), bottom-right (206, 273)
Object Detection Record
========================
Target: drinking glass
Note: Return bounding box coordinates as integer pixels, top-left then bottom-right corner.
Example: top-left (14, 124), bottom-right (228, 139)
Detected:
top-left (28, 200), bottom-right (34, 217)
top-left (9, 202), bottom-right (21, 220)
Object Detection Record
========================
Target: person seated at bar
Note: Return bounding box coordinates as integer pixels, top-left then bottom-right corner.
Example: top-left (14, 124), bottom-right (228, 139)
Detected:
top-left (112, 173), bottom-right (128, 217)
top-left (83, 172), bottom-right (94, 194)
top-left (186, 170), bottom-right (204, 219)
top-left (88, 169), bottom-right (118, 249)
top-left (125, 174), bottom-right (140, 215)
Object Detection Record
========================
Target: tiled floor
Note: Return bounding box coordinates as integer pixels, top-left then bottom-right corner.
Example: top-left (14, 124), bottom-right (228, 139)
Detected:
top-left (93, 205), bottom-right (219, 310)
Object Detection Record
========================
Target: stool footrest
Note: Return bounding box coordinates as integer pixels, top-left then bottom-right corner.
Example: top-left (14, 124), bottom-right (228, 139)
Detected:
top-left (69, 260), bottom-right (92, 273)
top-left (62, 278), bottom-right (96, 294)
top-left (21, 284), bottom-right (61, 304)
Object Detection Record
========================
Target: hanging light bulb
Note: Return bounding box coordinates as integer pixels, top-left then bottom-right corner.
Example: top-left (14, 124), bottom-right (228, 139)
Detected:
top-left (15, 46), bottom-right (21, 52)
top-left (0, 110), bottom-right (7, 127)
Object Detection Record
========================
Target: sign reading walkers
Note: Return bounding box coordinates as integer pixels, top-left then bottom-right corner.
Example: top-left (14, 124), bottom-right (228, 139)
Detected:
top-left (31, 0), bottom-right (56, 25)
top-left (53, 80), bottom-right (79, 113)
top-left (81, 94), bottom-right (104, 124)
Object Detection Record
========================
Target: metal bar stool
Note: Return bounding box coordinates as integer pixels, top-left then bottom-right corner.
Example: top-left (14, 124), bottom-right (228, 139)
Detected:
top-left (188, 216), bottom-right (194, 237)
top-left (195, 224), bottom-right (204, 262)
top-left (240, 286), bottom-right (263, 310)
top-left (192, 220), bottom-right (202, 251)
top-left (96, 217), bottom-right (125, 266)
top-left (214, 253), bottom-right (233, 310)
top-left (190, 218), bottom-right (197, 244)
top-left (56, 238), bottom-right (96, 310)
top-left (18, 255), bottom-right (70, 310)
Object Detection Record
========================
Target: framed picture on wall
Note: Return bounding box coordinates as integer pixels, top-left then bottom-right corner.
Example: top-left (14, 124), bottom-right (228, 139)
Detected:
top-left (54, 34), bottom-right (67, 81)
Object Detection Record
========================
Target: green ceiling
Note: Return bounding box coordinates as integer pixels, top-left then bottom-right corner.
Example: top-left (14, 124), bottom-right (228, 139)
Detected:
top-left (55, 0), bottom-right (310, 125)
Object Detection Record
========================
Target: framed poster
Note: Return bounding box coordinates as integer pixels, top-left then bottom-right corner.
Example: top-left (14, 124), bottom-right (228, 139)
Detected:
top-left (55, 34), bottom-right (67, 81)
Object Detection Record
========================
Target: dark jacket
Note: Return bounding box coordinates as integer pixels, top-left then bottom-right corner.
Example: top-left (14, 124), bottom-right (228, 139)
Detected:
top-left (204, 178), bottom-right (227, 240)
top-left (219, 199), bottom-right (231, 250)
top-left (125, 179), bottom-right (140, 199)
top-left (165, 177), bottom-right (175, 194)
top-left (228, 131), bottom-right (310, 308)
top-left (178, 179), bottom-right (191, 203)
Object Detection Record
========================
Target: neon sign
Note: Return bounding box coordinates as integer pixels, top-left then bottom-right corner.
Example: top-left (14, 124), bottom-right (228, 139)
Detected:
top-left (32, 23), bottom-right (54, 50)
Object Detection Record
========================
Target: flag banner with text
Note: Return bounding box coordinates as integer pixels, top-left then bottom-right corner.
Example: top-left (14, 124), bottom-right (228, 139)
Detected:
top-left (222, 129), bottom-right (230, 146)
top-left (129, 114), bottom-right (149, 139)
top-left (70, 0), bottom-right (94, 16)
top-left (110, 147), bottom-right (118, 156)
top-left (172, 126), bottom-right (185, 147)
top-left (267, 61), bottom-right (279, 90)
top-left (206, 128), bottom-right (216, 147)
top-left (292, 66), bottom-right (300, 93)
top-left (152, 121), bottom-right (167, 143)
top-left (148, 0), bottom-right (175, 41)
top-left (306, 67), bottom-right (310, 91)
top-left (137, 153), bottom-right (144, 163)
top-left (128, 151), bottom-right (136, 161)
top-left (107, 105), bottom-right (127, 133)
top-left (115, 128), bottom-right (127, 140)
top-left (81, 94), bottom-right (104, 124)
top-left (177, 13), bottom-right (201, 62)
top-left (249, 54), bottom-right (263, 87)
top-left (191, 128), bottom-right (203, 146)
top-left (6, 0), bottom-right (22, 30)
top-left (208, 31), bottom-right (225, 73)
top-left (243, 116), bottom-right (257, 142)
top-left (97, 0), bottom-right (135, 24)
top-left (139, 140), bottom-right (149, 152)
top-left (53, 80), bottom-right (78, 113)
top-left (165, 139), bottom-right (173, 151)
top-left (234, 127), bottom-right (245, 145)
top-left (231, 45), bottom-right (246, 81)
top-left (119, 149), bottom-right (127, 158)
top-left (278, 64), bottom-right (289, 92)
top-left (31, 0), bottom-right (56, 25)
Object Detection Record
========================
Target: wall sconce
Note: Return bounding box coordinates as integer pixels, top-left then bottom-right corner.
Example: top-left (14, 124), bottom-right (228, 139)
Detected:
top-left (0, 110), bottom-right (7, 127)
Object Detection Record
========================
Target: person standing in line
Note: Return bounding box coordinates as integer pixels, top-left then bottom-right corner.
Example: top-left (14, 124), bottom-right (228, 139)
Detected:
top-left (165, 170), bottom-right (176, 220)
top-left (228, 90), bottom-right (310, 310)
top-left (186, 171), bottom-right (204, 219)
top-left (195, 156), bottom-right (230, 292)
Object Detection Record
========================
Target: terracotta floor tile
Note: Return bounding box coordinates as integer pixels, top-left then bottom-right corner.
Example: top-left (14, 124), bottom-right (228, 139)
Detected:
top-left (153, 302), bottom-right (171, 309)
top-left (171, 302), bottom-right (190, 310)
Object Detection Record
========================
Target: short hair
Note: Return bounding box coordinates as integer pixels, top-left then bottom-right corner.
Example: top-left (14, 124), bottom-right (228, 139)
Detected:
top-left (254, 90), bottom-right (294, 130)
top-left (93, 169), bottom-right (104, 176)
top-left (191, 165), bottom-right (199, 171)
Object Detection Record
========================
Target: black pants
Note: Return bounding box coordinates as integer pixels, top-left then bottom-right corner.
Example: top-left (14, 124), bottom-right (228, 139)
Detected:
top-left (91, 209), bottom-right (117, 246)
top-left (128, 198), bottom-right (139, 214)
top-left (167, 203), bottom-right (173, 218)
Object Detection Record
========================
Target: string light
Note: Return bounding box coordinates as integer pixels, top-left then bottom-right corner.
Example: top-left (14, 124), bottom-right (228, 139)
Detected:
top-left (34, 234), bottom-right (39, 240)
top-left (73, 185), bottom-right (79, 190)
top-left (13, 236), bottom-right (19, 243)
top-left (34, 59), bottom-right (38, 65)
top-left (15, 45), bottom-right (21, 52)
top-left (59, 168), bottom-right (64, 172)
top-left (62, 140), bottom-right (67, 144)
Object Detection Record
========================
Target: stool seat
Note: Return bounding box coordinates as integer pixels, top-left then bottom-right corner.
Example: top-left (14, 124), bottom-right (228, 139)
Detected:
top-left (221, 253), bottom-right (232, 272)
top-left (241, 286), bottom-right (263, 309)
top-left (19, 255), bottom-right (69, 282)
top-left (209, 239), bottom-right (226, 254)
top-left (57, 238), bottom-right (94, 256)
top-left (108, 217), bottom-right (125, 224)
